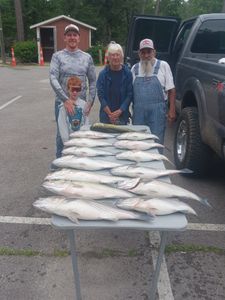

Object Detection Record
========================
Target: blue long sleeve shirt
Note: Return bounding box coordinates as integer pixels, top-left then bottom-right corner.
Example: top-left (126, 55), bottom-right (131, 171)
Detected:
top-left (97, 65), bottom-right (133, 123)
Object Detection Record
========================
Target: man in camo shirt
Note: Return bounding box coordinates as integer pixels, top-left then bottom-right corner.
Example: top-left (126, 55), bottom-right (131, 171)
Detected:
top-left (50, 24), bottom-right (96, 158)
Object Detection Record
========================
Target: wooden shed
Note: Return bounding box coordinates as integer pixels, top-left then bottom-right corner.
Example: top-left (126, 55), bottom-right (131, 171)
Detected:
top-left (30, 15), bottom-right (96, 63)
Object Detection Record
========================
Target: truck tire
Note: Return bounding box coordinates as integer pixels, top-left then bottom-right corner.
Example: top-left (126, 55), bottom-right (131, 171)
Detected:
top-left (173, 107), bottom-right (211, 176)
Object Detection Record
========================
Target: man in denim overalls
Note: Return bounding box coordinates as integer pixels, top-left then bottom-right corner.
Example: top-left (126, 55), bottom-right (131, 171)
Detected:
top-left (131, 38), bottom-right (176, 145)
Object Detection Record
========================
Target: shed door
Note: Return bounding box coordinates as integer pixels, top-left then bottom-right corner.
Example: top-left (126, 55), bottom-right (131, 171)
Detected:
top-left (40, 28), bottom-right (54, 62)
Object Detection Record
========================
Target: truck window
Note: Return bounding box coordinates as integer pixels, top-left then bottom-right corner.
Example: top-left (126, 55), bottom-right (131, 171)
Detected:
top-left (191, 20), bottom-right (225, 54)
top-left (173, 21), bottom-right (193, 57)
top-left (133, 18), bottom-right (178, 53)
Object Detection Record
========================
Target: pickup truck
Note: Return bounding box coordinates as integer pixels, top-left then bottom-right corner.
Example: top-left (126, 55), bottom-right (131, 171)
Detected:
top-left (125, 13), bottom-right (225, 175)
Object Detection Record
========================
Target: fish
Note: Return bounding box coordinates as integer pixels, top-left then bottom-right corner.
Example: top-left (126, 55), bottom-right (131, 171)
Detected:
top-left (62, 147), bottom-right (114, 157)
top-left (114, 140), bottom-right (164, 151)
top-left (33, 196), bottom-right (148, 223)
top-left (117, 132), bottom-right (159, 141)
top-left (115, 150), bottom-right (172, 163)
top-left (42, 180), bottom-right (135, 199)
top-left (64, 138), bottom-right (111, 148)
top-left (116, 198), bottom-right (197, 216)
top-left (69, 130), bottom-right (114, 139)
top-left (52, 155), bottom-right (121, 171)
top-left (90, 122), bottom-right (147, 133)
top-left (117, 179), bottom-right (209, 205)
top-left (45, 168), bottom-right (136, 184)
top-left (111, 165), bottom-right (192, 180)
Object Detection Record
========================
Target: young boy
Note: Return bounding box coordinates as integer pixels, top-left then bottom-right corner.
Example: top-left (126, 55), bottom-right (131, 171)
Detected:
top-left (58, 76), bottom-right (89, 144)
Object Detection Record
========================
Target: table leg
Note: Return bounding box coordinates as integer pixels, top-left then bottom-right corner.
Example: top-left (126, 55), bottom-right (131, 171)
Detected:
top-left (67, 230), bottom-right (82, 300)
top-left (149, 231), bottom-right (168, 300)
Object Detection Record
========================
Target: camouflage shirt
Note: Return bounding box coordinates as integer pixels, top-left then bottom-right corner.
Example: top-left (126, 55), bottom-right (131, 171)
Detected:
top-left (49, 48), bottom-right (96, 103)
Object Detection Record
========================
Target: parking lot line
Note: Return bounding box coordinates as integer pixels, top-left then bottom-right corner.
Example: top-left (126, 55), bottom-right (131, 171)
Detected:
top-left (0, 215), bottom-right (51, 225)
top-left (150, 231), bottom-right (174, 300)
top-left (0, 95), bottom-right (22, 111)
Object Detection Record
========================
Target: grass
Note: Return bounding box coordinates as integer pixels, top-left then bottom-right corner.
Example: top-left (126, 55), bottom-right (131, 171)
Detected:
top-left (165, 244), bottom-right (225, 255)
top-left (1, 244), bottom-right (224, 258)
top-left (0, 247), bottom-right (138, 258)
top-left (0, 247), bottom-right (69, 257)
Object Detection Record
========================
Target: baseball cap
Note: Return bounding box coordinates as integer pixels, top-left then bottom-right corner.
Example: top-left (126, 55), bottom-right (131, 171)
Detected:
top-left (64, 24), bottom-right (80, 35)
top-left (139, 39), bottom-right (154, 50)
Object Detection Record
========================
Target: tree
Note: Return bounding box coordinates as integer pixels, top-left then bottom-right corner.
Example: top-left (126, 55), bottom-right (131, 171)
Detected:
top-left (14, 0), bottom-right (24, 41)
top-left (0, 6), bottom-right (6, 63)
top-left (222, 0), bottom-right (225, 12)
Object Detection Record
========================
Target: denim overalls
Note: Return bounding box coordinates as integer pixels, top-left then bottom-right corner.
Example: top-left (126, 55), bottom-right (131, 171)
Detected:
top-left (133, 60), bottom-right (167, 144)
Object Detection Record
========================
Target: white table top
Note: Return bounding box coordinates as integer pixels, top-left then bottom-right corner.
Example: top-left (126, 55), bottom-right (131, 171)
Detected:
top-left (51, 125), bottom-right (187, 232)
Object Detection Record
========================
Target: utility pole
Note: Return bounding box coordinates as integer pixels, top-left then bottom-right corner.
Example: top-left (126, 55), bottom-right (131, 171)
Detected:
top-left (0, 7), bottom-right (6, 64)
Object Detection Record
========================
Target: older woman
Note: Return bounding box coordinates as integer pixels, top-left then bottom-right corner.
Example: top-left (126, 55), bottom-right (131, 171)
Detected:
top-left (97, 42), bottom-right (133, 125)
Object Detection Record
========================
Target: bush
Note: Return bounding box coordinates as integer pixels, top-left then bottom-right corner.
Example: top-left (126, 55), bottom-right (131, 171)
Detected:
top-left (87, 44), bottom-right (106, 65)
top-left (13, 41), bottom-right (38, 63)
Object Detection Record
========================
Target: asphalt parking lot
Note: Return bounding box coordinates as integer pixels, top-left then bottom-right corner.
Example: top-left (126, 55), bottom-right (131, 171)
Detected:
top-left (0, 64), bottom-right (225, 300)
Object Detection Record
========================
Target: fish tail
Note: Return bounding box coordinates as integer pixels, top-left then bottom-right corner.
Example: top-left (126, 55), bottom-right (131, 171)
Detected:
top-left (180, 168), bottom-right (193, 174)
top-left (200, 198), bottom-right (212, 207)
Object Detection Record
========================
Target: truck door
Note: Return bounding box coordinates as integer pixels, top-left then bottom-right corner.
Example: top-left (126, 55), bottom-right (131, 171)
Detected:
top-left (190, 19), bottom-right (225, 128)
top-left (125, 15), bottom-right (180, 68)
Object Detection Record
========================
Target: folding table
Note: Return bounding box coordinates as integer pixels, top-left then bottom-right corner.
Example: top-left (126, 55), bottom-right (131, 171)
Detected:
top-left (50, 125), bottom-right (188, 299)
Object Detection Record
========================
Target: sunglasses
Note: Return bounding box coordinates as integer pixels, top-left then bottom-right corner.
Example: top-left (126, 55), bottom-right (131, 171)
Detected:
top-left (70, 86), bottom-right (81, 92)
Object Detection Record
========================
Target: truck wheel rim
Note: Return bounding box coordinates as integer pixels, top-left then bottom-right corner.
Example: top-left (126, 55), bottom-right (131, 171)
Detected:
top-left (176, 120), bottom-right (187, 162)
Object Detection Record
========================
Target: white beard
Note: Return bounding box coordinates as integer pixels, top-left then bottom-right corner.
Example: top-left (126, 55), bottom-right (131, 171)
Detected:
top-left (140, 60), bottom-right (154, 76)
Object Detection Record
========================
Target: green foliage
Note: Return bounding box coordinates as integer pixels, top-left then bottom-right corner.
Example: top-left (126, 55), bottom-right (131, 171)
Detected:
top-left (13, 40), bottom-right (38, 63)
top-left (86, 44), bottom-right (106, 65)
top-left (1, 0), bottom-right (225, 56)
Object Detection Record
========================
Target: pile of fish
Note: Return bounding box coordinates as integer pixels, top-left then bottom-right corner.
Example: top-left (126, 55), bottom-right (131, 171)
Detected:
top-left (34, 128), bottom-right (209, 223)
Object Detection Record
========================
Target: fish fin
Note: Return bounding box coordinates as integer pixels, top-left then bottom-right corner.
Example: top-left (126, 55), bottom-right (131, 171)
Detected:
top-left (66, 213), bottom-right (79, 224)
top-left (136, 213), bottom-right (154, 222)
top-left (117, 178), bottom-right (140, 190)
top-left (146, 208), bottom-right (157, 217)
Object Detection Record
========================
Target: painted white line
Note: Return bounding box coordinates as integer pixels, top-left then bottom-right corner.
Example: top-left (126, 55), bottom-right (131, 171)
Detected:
top-left (188, 223), bottom-right (225, 231)
top-left (0, 216), bottom-right (51, 225)
top-left (0, 95), bottom-right (22, 111)
top-left (149, 231), bottom-right (174, 300)
top-left (0, 216), bottom-right (224, 230)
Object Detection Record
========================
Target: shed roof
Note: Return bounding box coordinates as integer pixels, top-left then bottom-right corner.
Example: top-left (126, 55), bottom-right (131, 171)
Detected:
top-left (30, 15), bottom-right (97, 30)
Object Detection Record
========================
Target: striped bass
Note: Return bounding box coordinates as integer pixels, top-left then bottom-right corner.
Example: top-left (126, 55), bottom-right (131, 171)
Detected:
top-left (45, 168), bottom-right (135, 184)
top-left (111, 165), bottom-right (192, 180)
top-left (64, 138), bottom-right (111, 148)
top-left (42, 180), bottom-right (135, 199)
top-left (118, 179), bottom-right (209, 205)
top-left (52, 155), bottom-right (121, 171)
top-left (117, 198), bottom-right (197, 216)
top-left (114, 140), bottom-right (164, 151)
top-left (70, 130), bottom-right (114, 139)
top-left (115, 150), bottom-right (171, 163)
top-left (62, 147), bottom-right (114, 157)
top-left (117, 132), bottom-right (159, 141)
top-left (33, 197), bottom-right (147, 223)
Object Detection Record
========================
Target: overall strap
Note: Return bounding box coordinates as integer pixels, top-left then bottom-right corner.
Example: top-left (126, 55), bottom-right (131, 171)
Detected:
top-left (153, 59), bottom-right (161, 75)
top-left (134, 63), bottom-right (139, 76)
